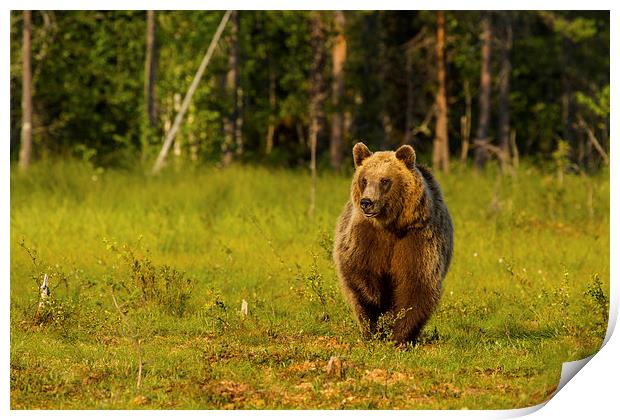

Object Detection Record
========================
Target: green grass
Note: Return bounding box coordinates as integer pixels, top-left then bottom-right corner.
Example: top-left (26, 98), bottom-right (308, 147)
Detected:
top-left (10, 159), bottom-right (609, 409)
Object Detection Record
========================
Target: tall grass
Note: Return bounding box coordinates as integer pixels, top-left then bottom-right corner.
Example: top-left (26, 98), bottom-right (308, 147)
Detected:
top-left (10, 160), bottom-right (609, 409)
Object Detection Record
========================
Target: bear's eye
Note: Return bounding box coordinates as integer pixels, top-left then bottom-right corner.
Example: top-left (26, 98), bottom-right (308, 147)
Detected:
top-left (380, 178), bottom-right (391, 187)
top-left (360, 177), bottom-right (367, 189)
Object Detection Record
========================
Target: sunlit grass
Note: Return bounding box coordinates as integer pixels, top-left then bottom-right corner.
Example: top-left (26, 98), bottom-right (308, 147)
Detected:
top-left (10, 159), bottom-right (609, 409)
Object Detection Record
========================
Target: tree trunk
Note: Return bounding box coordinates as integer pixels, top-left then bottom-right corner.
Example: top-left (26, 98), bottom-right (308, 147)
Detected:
top-left (510, 129), bottom-right (519, 169)
top-left (163, 95), bottom-right (172, 144)
top-left (265, 68), bottom-right (276, 154)
top-left (433, 11), bottom-right (449, 173)
top-left (308, 12), bottom-right (326, 217)
top-left (172, 93), bottom-right (182, 158)
top-left (474, 13), bottom-right (492, 170)
top-left (403, 45), bottom-right (414, 146)
top-left (188, 103), bottom-right (198, 162)
top-left (460, 80), bottom-right (472, 162)
top-left (222, 10), bottom-right (240, 165)
top-left (497, 12), bottom-right (512, 159)
top-left (19, 10), bottom-right (33, 171)
top-left (235, 86), bottom-right (243, 156)
top-left (144, 10), bottom-right (157, 131)
top-left (560, 35), bottom-right (576, 156)
top-left (378, 12), bottom-right (392, 149)
top-left (329, 11), bottom-right (347, 171)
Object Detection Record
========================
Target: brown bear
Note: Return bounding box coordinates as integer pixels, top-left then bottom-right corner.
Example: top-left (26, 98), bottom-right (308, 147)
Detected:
top-left (333, 142), bottom-right (453, 344)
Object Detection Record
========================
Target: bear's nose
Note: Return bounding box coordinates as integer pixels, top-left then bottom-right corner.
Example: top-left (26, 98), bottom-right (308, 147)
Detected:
top-left (360, 198), bottom-right (373, 211)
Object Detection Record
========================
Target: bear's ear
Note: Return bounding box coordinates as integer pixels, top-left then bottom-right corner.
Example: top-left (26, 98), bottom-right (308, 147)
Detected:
top-left (353, 142), bottom-right (372, 168)
top-left (395, 145), bottom-right (416, 170)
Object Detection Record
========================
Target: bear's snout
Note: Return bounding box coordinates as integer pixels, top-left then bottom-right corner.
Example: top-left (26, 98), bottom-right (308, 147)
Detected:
top-left (360, 198), bottom-right (375, 215)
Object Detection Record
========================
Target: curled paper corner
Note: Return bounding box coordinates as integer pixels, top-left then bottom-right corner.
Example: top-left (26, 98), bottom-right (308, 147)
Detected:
top-left (498, 285), bottom-right (617, 418)
top-left (529, 287), bottom-right (618, 415)
top-left (492, 357), bottom-right (594, 418)
top-left (602, 289), bottom-right (618, 348)
top-left (496, 342), bottom-right (612, 418)
top-left (555, 355), bottom-right (595, 395)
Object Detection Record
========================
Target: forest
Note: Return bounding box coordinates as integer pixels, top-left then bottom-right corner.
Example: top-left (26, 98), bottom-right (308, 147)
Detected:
top-left (10, 10), bottom-right (610, 410)
top-left (10, 10), bottom-right (610, 172)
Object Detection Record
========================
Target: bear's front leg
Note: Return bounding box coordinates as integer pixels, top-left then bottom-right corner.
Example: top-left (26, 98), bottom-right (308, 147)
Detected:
top-left (390, 278), bottom-right (441, 345)
top-left (340, 278), bottom-right (382, 339)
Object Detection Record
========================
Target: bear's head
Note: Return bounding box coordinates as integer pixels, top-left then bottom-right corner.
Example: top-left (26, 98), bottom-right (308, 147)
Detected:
top-left (350, 142), bottom-right (424, 228)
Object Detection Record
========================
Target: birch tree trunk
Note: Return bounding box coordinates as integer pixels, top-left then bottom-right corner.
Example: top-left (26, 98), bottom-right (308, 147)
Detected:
top-left (308, 12), bottom-right (326, 218)
top-left (144, 10), bottom-right (157, 131)
top-left (172, 93), bottom-right (182, 158)
top-left (329, 10), bottom-right (347, 171)
top-left (19, 10), bottom-right (33, 171)
top-left (222, 10), bottom-right (240, 165)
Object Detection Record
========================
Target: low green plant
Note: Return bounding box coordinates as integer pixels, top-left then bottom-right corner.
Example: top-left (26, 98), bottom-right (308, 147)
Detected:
top-left (105, 239), bottom-right (194, 317)
top-left (584, 273), bottom-right (608, 336)
top-left (552, 140), bottom-right (571, 187)
top-left (17, 240), bottom-right (79, 329)
top-left (372, 307), bottom-right (413, 342)
top-left (551, 267), bottom-right (572, 334)
top-left (298, 254), bottom-right (334, 321)
top-left (202, 288), bottom-right (229, 332)
top-left (317, 229), bottom-right (334, 261)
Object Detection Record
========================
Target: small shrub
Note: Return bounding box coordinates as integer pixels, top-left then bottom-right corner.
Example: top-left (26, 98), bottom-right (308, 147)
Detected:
top-left (584, 273), bottom-right (608, 337)
top-left (418, 326), bottom-right (441, 345)
top-left (317, 229), bottom-right (334, 261)
top-left (371, 307), bottom-right (412, 342)
top-left (18, 240), bottom-right (80, 329)
top-left (552, 140), bottom-right (571, 187)
top-left (33, 297), bottom-right (79, 329)
top-left (301, 255), bottom-right (326, 306)
top-left (298, 254), bottom-right (334, 321)
top-left (551, 267), bottom-right (572, 335)
top-left (202, 288), bottom-right (229, 332)
top-left (105, 239), bottom-right (194, 317)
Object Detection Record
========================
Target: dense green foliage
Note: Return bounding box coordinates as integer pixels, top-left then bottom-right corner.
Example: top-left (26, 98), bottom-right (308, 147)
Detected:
top-left (10, 161), bottom-right (609, 409)
top-left (10, 11), bottom-right (609, 169)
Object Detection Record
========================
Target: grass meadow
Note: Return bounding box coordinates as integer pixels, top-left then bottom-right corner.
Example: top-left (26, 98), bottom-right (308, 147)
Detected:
top-left (10, 160), bottom-right (609, 409)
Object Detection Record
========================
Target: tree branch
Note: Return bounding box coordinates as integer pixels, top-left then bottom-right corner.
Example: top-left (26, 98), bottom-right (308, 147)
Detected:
top-left (152, 10), bottom-right (232, 174)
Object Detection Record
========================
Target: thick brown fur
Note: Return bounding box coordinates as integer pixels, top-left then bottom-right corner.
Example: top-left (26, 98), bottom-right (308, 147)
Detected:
top-left (333, 142), bottom-right (453, 344)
